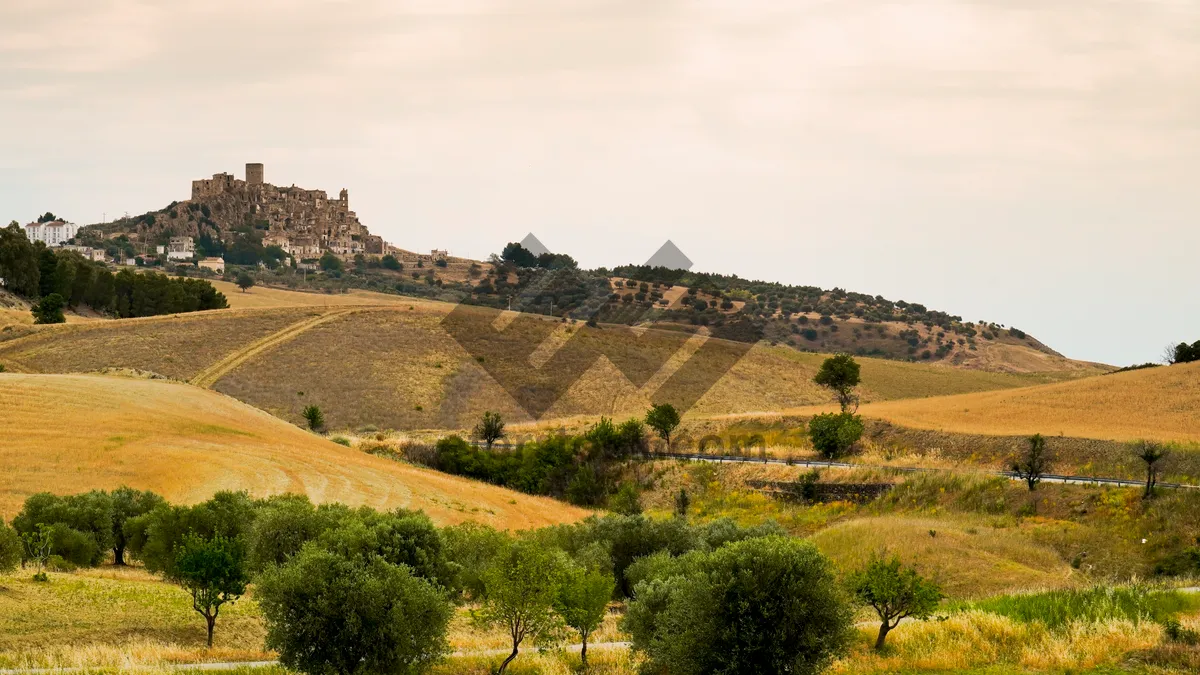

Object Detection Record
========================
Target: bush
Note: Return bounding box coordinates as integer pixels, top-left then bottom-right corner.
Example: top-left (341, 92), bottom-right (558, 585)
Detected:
top-left (623, 536), bottom-right (853, 674)
top-left (257, 545), bottom-right (452, 675)
top-left (807, 413), bottom-right (864, 459)
top-left (0, 522), bottom-right (21, 574)
top-left (31, 293), bottom-right (66, 324)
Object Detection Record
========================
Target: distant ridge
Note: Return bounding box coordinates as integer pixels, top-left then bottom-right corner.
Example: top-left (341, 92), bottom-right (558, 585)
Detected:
top-left (645, 240), bottom-right (693, 271)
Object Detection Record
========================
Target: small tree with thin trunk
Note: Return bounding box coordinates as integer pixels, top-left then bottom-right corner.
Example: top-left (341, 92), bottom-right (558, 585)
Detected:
top-left (1134, 440), bottom-right (1168, 500)
top-left (473, 411), bottom-right (506, 450)
top-left (22, 524), bottom-right (53, 581)
top-left (555, 565), bottom-right (614, 672)
top-left (478, 540), bottom-right (567, 675)
top-left (301, 405), bottom-right (325, 432)
top-left (847, 555), bottom-right (942, 651)
top-left (814, 353), bottom-right (861, 412)
top-left (236, 272), bottom-right (255, 293)
top-left (167, 534), bottom-right (248, 648)
top-left (645, 403), bottom-right (681, 452)
top-left (674, 488), bottom-right (690, 518)
top-left (1012, 434), bottom-right (1050, 491)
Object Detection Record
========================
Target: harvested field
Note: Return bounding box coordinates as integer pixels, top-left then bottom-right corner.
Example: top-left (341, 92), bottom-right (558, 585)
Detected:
top-left (0, 372), bottom-right (588, 528)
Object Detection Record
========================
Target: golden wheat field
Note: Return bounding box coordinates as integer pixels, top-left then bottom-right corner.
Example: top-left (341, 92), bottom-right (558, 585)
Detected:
top-left (0, 301), bottom-right (1079, 431)
top-left (841, 361), bottom-right (1200, 444)
top-left (207, 279), bottom-right (415, 309)
top-left (0, 372), bottom-right (588, 527)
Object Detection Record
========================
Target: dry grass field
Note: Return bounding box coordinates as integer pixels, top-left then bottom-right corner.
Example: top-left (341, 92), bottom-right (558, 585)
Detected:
top-left (810, 516), bottom-right (1076, 599)
top-left (845, 361), bottom-right (1200, 444)
top-left (0, 300), bottom-right (1085, 432)
top-left (207, 279), bottom-right (415, 309)
top-left (0, 372), bottom-right (588, 528)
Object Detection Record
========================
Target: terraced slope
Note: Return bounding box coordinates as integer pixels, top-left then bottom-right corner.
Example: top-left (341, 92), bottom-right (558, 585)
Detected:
top-left (0, 373), bottom-right (587, 528)
top-left (0, 303), bottom-right (1093, 431)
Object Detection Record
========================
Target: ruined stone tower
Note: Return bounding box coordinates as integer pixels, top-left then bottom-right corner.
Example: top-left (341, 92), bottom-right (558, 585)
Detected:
top-left (246, 163), bottom-right (264, 185)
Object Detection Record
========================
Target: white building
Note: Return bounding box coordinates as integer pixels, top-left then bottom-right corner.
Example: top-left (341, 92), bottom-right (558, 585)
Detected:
top-left (168, 236), bottom-right (195, 261)
top-left (24, 220), bottom-right (79, 247)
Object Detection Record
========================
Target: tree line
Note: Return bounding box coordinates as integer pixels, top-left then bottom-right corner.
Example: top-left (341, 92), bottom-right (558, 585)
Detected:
top-left (0, 485), bottom-right (943, 674)
top-left (0, 222), bottom-right (227, 323)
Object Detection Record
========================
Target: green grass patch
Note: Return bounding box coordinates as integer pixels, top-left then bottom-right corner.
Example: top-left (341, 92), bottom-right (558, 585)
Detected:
top-left (959, 586), bottom-right (1200, 630)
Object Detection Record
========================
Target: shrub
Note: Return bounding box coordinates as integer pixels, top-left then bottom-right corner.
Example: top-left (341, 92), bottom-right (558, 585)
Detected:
top-left (31, 293), bottom-right (66, 324)
top-left (301, 405), bottom-right (325, 432)
top-left (807, 413), bottom-right (864, 459)
top-left (623, 536), bottom-right (852, 674)
top-left (257, 545), bottom-right (452, 675)
top-left (0, 522), bottom-right (22, 574)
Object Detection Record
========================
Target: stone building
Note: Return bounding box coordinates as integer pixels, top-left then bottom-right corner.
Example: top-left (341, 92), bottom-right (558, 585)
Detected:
top-left (189, 163), bottom-right (376, 258)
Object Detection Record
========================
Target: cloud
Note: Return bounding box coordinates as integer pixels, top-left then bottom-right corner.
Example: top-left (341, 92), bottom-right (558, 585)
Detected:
top-left (1, 0), bottom-right (1198, 364)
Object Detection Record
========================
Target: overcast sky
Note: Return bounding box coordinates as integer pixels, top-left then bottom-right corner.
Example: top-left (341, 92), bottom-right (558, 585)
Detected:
top-left (3, 0), bottom-right (1198, 365)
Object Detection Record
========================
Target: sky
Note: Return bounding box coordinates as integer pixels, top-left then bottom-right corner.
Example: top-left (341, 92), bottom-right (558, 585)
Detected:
top-left (2, 0), bottom-right (1198, 366)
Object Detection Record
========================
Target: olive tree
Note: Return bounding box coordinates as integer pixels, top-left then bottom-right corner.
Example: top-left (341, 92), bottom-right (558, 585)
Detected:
top-left (479, 540), bottom-right (569, 675)
top-left (256, 545), bottom-right (452, 675)
top-left (167, 534), bottom-right (249, 647)
top-left (814, 353), bottom-right (861, 412)
top-left (110, 486), bottom-right (166, 565)
top-left (847, 555), bottom-right (943, 651)
top-left (555, 564), bottom-right (615, 670)
top-left (623, 536), bottom-right (853, 674)
top-left (645, 403), bottom-right (681, 452)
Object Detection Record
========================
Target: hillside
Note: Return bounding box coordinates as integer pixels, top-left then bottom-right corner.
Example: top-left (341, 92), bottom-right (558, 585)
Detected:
top-left (0, 300), bottom-right (1100, 432)
top-left (0, 372), bottom-right (587, 527)
top-left (845, 361), bottom-right (1200, 444)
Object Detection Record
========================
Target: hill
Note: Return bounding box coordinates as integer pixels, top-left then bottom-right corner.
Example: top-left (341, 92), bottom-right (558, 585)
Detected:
top-left (848, 360), bottom-right (1200, 444)
top-left (0, 372), bottom-right (587, 527)
top-left (0, 300), bottom-right (1100, 431)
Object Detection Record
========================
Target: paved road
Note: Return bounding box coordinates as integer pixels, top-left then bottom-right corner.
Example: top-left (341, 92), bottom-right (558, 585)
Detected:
top-left (466, 440), bottom-right (1197, 491)
top-left (651, 451), bottom-right (1200, 491)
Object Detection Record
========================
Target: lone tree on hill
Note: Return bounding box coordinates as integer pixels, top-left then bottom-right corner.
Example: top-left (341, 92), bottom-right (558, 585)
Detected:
top-left (814, 353), bottom-right (861, 412)
top-left (1012, 434), bottom-right (1051, 491)
top-left (645, 403), bottom-right (681, 452)
top-left (1134, 440), bottom-right (1168, 500)
top-left (473, 411), bottom-right (506, 450)
top-left (302, 405), bottom-right (325, 432)
top-left (235, 272), bottom-right (255, 293)
top-left (848, 555), bottom-right (943, 651)
top-left (167, 534), bottom-right (248, 648)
